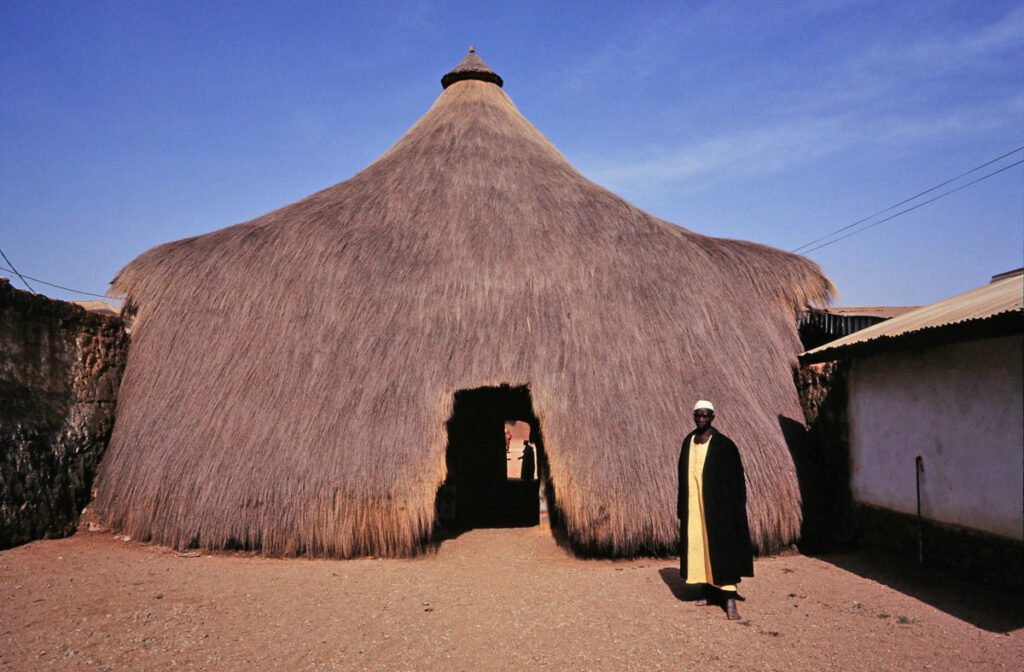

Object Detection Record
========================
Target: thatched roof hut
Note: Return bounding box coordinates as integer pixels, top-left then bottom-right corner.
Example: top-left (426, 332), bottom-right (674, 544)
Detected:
top-left (95, 49), bottom-right (833, 558)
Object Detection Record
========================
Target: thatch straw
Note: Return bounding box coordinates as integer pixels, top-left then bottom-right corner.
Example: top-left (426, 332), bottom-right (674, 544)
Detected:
top-left (94, 50), bottom-right (833, 558)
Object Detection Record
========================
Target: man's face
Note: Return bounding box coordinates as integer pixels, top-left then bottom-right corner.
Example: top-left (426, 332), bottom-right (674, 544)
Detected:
top-left (693, 409), bottom-right (714, 431)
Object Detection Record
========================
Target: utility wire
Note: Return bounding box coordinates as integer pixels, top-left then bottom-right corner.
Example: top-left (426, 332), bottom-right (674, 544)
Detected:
top-left (0, 247), bottom-right (37, 293)
top-left (791, 144), bottom-right (1024, 253)
top-left (798, 157), bottom-right (1024, 254)
top-left (0, 263), bottom-right (111, 298)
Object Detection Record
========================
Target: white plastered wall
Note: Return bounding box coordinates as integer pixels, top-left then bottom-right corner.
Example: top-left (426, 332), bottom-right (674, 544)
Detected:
top-left (848, 334), bottom-right (1023, 541)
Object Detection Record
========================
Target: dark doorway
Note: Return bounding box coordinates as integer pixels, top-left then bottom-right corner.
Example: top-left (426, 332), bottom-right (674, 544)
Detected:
top-left (436, 384), bottom-right (545, 530)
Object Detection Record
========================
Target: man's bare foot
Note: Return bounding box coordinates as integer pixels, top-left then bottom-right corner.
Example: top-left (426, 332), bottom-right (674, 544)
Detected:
top-left (694, 599), bottom-right (712, 606)
top-left (725, 598), bottom-right (741, 620)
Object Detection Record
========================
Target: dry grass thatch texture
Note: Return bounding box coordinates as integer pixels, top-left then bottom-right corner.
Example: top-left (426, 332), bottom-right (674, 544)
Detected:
top-left (95, 57), bottom-right (833, 558)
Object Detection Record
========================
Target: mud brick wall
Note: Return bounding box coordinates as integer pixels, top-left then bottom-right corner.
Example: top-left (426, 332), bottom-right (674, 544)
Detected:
top-left (1, 279), bottom-right (128, 549)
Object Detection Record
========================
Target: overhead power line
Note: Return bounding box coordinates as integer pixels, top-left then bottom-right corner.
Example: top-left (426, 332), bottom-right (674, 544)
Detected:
top-left (0, 263), bottom-right (110, 298)
top-left (791, 144), bottom-right (1024, 254)
top-left (797, 157), bottom-right (1024, 254)
top-left (0, 247), bottom-right (36, 293)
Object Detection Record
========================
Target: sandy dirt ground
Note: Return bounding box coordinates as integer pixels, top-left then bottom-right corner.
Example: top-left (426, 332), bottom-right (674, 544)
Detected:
top-left (1, 527), bottom-right (1021, 671)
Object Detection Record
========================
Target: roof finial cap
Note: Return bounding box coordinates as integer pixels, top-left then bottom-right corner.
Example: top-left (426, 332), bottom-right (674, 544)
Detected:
top-left (441, 47), bottom-right (503, 89)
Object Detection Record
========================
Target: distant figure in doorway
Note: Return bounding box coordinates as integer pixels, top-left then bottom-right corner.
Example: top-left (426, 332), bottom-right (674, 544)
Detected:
top-left (519, 439), bottom-right (536, 481)
top-left (505, 427), bottom-right (512, 453)
top-left (678, 400), bottom-right (753, 621)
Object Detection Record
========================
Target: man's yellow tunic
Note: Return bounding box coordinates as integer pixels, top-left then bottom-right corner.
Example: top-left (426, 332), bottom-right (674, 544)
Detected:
top-left (685, 435), bottom-right (737, 592)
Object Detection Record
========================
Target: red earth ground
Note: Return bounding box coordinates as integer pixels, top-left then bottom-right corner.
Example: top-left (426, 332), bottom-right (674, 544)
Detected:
top-left (1, 526), bottom-right (1021, 671)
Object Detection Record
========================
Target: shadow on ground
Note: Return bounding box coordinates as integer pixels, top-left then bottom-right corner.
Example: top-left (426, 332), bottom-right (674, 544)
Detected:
top-left (657, 567), bottom-right (747, 620)
top-left (818, 548), bottom-right (1024, 634)
top-left (658, 566), bottom-right (697, 601)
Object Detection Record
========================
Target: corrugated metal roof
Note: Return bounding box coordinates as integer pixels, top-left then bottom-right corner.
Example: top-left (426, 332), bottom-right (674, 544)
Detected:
top-left (801, 270), bottom-right (1023, 361)
top-left (819, 305), bottom-right (919, 318)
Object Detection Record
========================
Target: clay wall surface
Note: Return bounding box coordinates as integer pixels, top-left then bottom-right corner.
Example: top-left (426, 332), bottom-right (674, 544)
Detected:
top-left (0, 279), bottom-right (128, 548)
top-left (797, 340), bottom-right (1022, 588)
top-left (848, 335), bottom-right (1023, 541)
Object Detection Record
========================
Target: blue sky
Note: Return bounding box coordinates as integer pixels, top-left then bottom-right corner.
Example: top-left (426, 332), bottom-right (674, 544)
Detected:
top-left (2, 1), bottom-right (1021, 307)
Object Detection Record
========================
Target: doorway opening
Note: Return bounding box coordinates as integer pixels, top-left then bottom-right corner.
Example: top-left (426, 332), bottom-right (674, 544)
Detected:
top-left (505, 420), bottom-right (533, 481)
top-left (436, 384), bottom-right (545, 530)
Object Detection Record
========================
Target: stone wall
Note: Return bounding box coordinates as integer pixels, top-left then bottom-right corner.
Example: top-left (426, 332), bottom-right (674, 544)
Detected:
top-left (0, 279), bottom-right (128, 549)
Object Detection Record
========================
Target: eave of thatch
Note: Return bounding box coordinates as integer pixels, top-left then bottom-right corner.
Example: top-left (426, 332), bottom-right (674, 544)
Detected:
top-left (96, 51), bottom-right (833, 558)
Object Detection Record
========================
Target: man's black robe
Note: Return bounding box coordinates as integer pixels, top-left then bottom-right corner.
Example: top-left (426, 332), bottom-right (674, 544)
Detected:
top-left (677, 428), bottom-right (754, 585)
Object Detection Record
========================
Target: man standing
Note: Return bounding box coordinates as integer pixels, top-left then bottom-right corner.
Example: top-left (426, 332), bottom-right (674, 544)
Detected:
top-left (519, 439), bottom-right (536, 481)
top-left (678, 400), bottom-right (754, 620)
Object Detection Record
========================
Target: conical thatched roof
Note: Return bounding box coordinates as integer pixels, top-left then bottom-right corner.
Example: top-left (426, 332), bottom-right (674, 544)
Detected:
top-left (95, 50), bottom-right (833, 558)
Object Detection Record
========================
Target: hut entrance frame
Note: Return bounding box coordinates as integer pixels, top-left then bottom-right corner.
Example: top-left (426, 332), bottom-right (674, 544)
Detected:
top-left (437, 384), bottom-right (545, 529)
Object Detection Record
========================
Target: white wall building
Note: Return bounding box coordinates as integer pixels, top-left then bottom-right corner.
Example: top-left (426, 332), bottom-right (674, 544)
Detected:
top-left (803, 269), bottom-right (1023, 542)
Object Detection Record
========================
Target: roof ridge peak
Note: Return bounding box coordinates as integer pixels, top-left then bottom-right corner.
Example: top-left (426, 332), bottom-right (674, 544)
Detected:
top-left (441, 47), bottom-right (503, 89)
